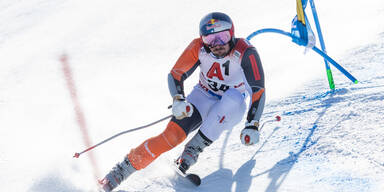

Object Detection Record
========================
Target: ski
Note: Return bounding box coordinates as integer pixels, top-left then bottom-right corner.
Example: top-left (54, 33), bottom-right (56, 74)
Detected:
top-left (174, 168), bottom-right (201, 186)
top-left (173, 159), bottom-right (201, 186)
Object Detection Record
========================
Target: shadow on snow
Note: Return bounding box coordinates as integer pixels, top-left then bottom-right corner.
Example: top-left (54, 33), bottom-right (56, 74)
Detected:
top-left (194, 90), bottom-right (352, 192)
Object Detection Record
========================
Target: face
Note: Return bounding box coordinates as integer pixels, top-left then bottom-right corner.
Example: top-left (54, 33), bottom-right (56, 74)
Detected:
top-left (209, 43), bottom-right (230, 58)
top-left (201, 30), bottom-right (232, 58)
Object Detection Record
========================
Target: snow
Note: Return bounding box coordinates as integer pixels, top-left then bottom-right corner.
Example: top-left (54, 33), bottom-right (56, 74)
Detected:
top-left (0, 0), bottom-right (384, 191)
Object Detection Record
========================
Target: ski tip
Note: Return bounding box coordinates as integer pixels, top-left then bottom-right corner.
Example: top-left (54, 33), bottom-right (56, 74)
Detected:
top-left (186, 174), bottom-right (201, 186)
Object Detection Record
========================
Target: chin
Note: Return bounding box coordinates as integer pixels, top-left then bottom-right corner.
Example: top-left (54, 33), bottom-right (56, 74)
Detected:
top-left (214, 51), bottom-right (226, 57)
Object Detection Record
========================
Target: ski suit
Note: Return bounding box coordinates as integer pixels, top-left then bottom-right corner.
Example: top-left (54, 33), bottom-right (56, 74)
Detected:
top-left (127, 38), bottom-right (265, 170)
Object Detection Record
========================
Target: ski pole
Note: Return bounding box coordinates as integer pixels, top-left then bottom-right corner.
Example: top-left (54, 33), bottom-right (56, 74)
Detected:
top-left (73, 115), bottom-right (172, 158)
top-left (259, 115), bottom-right (281, 131)
top-left (309, 0), bottom-right (335, 90)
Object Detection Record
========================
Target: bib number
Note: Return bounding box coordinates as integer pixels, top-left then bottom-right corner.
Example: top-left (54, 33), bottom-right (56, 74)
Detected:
top-left (207, 79), bottom-right (230, 92)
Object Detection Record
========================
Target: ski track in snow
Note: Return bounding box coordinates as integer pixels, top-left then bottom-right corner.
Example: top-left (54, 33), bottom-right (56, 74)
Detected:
top-left (1, 0), bottom-right (384, 192)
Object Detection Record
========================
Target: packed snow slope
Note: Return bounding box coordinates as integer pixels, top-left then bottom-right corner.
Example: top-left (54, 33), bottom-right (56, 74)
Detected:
top-left (0, 0), bottom-right (383, 191)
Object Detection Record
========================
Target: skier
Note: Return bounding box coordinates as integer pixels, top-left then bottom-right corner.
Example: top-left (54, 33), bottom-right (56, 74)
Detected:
top-left (100, 12), bottom-right (265, 191)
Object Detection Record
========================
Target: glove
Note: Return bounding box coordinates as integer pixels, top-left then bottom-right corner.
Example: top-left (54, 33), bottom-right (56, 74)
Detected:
top-left (172, 94), bottom-right (193, 120)
top-left (240, 120), bottom-right (260, 146)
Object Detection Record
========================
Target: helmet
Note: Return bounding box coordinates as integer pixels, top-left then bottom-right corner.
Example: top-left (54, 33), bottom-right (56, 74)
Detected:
top-left (199, 12), bottom-right (234, 42)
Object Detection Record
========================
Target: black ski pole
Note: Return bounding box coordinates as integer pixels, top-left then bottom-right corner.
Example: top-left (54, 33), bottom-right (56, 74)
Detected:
top-left (73, 115), bottom-right (172, 158)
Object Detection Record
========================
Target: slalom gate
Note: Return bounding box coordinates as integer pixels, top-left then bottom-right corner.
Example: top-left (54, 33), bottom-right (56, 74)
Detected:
top-left (246, 0), bottom-right (358, 90)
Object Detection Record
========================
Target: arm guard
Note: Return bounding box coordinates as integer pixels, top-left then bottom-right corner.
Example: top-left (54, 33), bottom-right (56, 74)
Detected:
top-left (240, 47), bottom-right (266, 123)
top-left (168, 38), bottom-right (202, 98)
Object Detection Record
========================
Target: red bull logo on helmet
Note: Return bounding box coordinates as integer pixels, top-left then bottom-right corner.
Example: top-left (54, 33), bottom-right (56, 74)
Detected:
top-left (206, 19), bottom-right (221, 31)
top-left (208, 19), bottom-right (218, 25)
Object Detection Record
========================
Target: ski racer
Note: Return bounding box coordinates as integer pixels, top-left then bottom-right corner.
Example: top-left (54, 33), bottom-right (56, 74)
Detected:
top-left (100, 12), bottom-right (266, 191)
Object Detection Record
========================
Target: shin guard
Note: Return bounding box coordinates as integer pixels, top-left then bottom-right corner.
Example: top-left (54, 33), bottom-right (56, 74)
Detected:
top-left (127, 121), bottom-right (186, 170)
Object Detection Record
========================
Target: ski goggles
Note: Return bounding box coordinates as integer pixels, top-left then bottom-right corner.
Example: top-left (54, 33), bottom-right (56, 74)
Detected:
top-left (202, 30), bottom-right (231, 47)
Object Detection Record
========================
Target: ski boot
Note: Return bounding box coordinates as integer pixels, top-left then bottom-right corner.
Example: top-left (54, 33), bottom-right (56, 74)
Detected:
top-left (99, 157), bottom-right (136, 192)
top-left (176, 130), bottom-right (212, 174)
